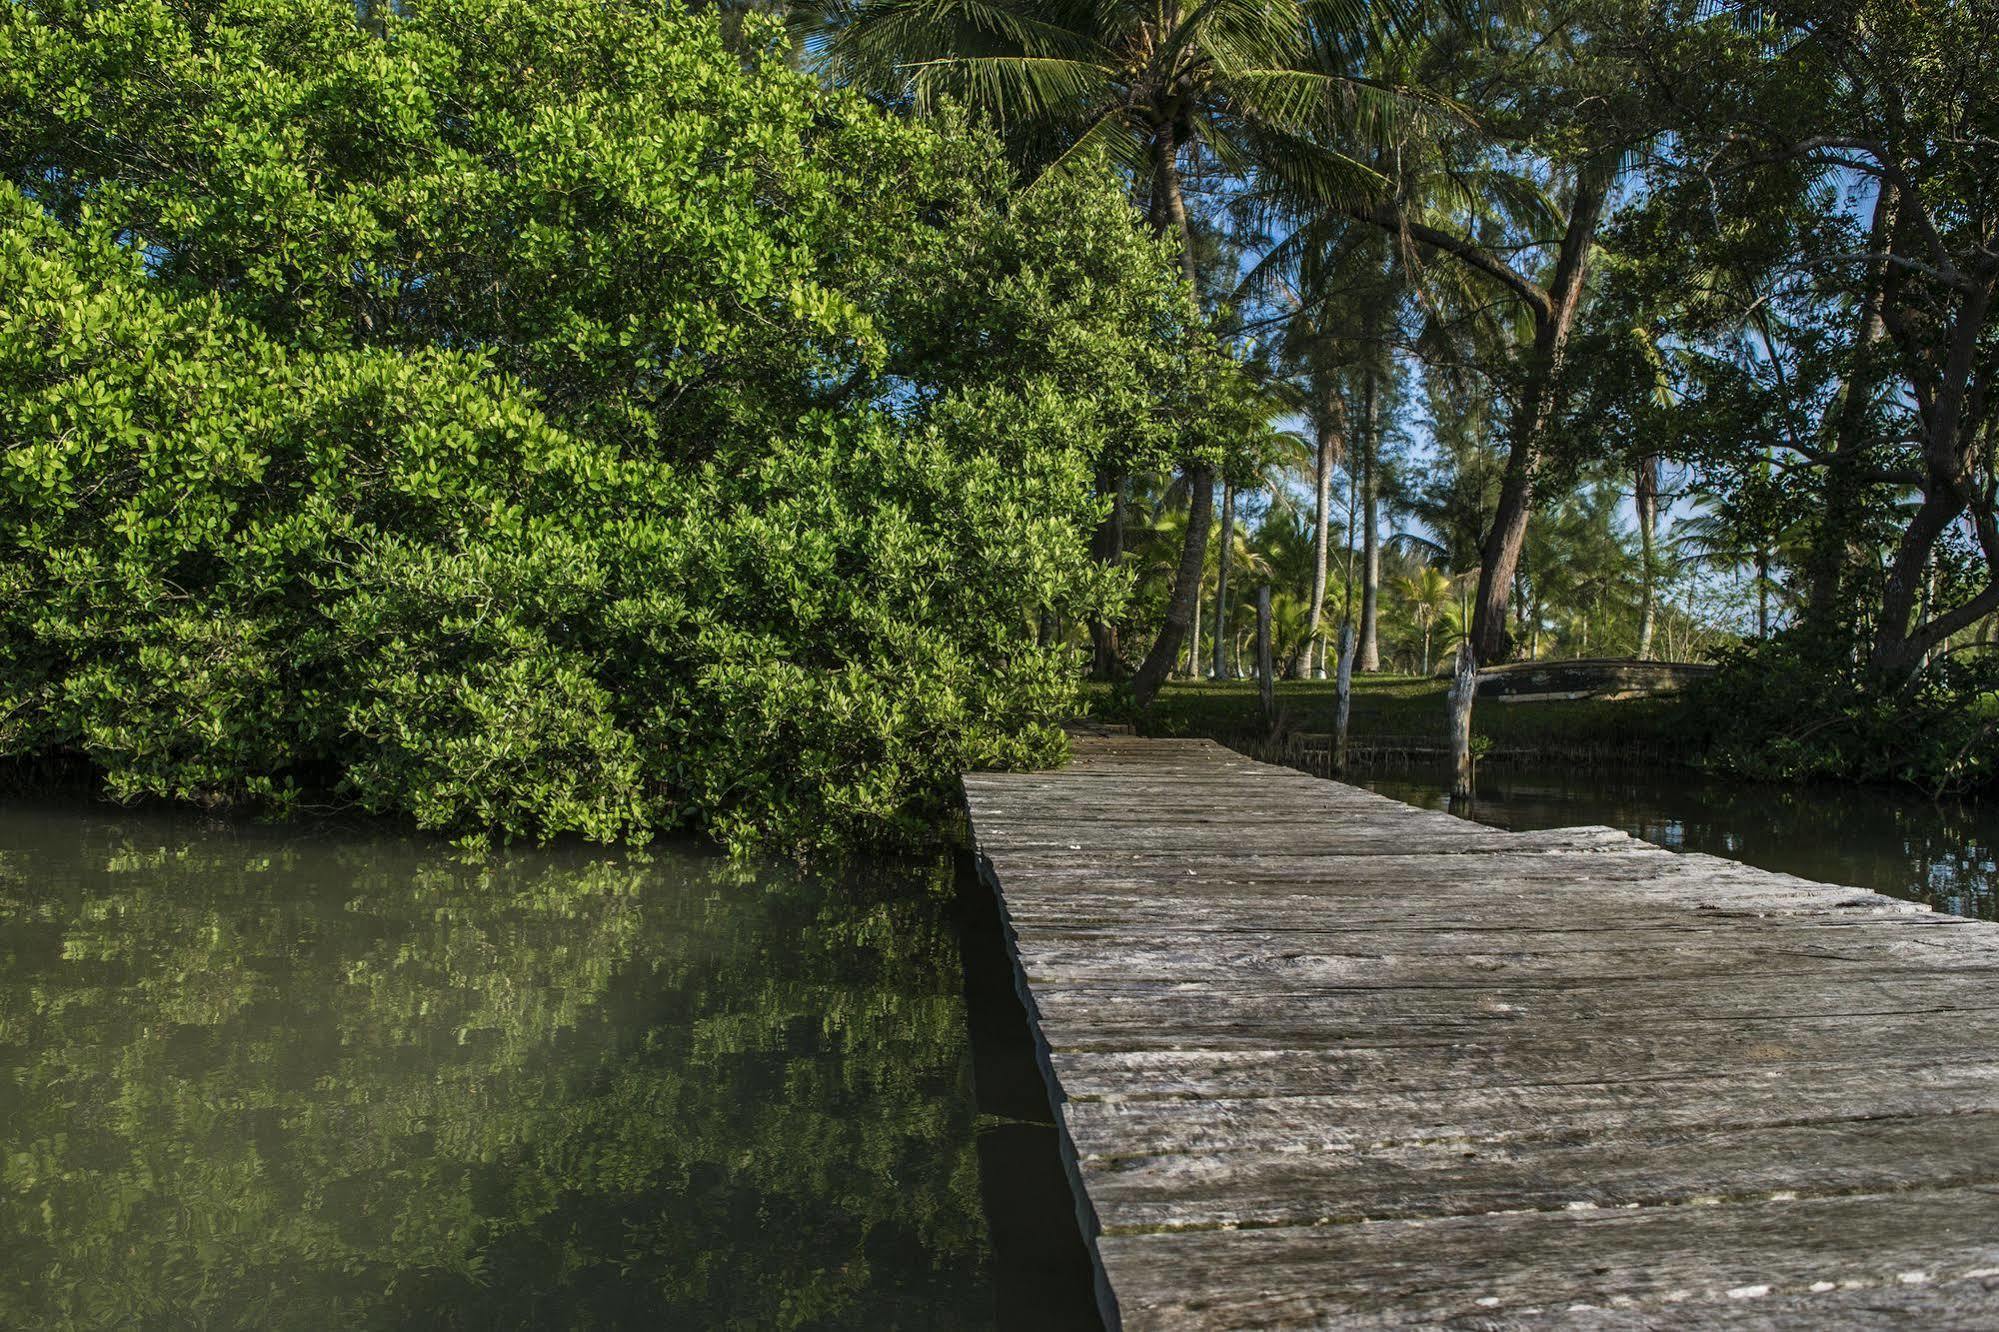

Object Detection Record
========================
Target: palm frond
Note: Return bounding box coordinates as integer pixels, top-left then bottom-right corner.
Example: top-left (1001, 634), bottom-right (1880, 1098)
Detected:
top-left (1031, 106), bottom-right (1151, 183)
top-left (905, 53), bottom-right (1115, 120)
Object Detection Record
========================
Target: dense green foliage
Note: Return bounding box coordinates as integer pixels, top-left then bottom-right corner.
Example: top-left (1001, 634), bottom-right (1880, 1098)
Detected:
top-left (0, 0), bottom-right (1253, 846)
top-left (1687, 636), bottom-right (1999, 796)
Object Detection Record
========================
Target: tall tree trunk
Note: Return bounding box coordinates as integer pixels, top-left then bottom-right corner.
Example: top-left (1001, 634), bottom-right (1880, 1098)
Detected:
top-left (1467, 173), bottom-right (1609, 664)
top-left (1132, 464), bottom-right (1214, 707)
top-left (1088, 467), bottom-right (1124, 678)
top-left (1470, 435), bottom-right (1539, 664)
top-left (1342, 434), bottom-right (1358, 629)
top-left (1635, 453), bottom-right (1660, 660)
top-left (1298, 382), bottom-right (1342, 678)
top-left (1870, 487), bottom-right (1967, 677)
top-left (1187, 569), bottom-right (1203, 679)
top-left (1212, 481), bottom-right (1234, 679)
top-left (1128, 123), bottom-right (1214, 706)
top-left (1755, 549), bottom-right (1770, 637)
top-left (1150, 123), bottom-right (1199, 291)
top-left (1358, 379), bottom-right (1381, 672)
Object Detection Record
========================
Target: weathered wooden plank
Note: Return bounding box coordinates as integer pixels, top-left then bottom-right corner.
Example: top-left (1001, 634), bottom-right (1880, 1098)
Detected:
top-left (962, 735), bottom-right (1999, 1329)
top-left (1083, 1111), bottom-right (1999, 1232)
top-left (1012, 938), bottom-right (1999, 988)
top-left (1056, 1061), bottom-right (1999, 1161)
top-left (1049, 1012), bottom-right (1999, 1099)
top-left (1095, 1187), bottom-right (1999, 1329)
top-left (1012, 922), bottom-right (1999, 977)
top-left (1021, 972), bottom-right (1999, 1048)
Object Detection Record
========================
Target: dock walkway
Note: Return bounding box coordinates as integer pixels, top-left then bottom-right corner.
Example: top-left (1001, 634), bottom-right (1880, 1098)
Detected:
top-left (963, 735), bottom-right (1999, 1329)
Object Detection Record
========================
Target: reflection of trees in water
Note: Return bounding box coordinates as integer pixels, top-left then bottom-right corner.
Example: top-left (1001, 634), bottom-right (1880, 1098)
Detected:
top-left (0, 811), bottom-right (989, 1329)
top-left (1361, 764), bottom-right (1999, 919)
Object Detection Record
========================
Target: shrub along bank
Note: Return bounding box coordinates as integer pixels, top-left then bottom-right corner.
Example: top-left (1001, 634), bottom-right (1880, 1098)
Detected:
top-left (0, 0), bottom-right (1257, 848)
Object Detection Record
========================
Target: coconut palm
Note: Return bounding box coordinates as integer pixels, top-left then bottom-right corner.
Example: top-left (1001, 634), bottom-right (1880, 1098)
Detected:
top-left (813, 0), bottom-right (1403, 270)
top-left (1399, 565), bottom-right (1453, 676)
top-left (1671, 475), bottom-right (1813, 642)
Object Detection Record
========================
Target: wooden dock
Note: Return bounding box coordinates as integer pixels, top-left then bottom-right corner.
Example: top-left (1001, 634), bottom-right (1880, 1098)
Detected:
top-left (963, 735), bottom-right (1999, 1329)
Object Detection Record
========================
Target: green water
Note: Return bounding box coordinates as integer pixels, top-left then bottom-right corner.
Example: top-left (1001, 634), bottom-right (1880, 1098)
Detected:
top-left (1361, 762), bottom-right (1999, 920)
top-left (0, 802), bottom-right (1097, 1330)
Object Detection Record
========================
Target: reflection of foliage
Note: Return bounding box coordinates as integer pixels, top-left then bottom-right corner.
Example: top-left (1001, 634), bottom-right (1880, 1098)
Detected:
top-left (0, 810), bottom-right (989, 1329)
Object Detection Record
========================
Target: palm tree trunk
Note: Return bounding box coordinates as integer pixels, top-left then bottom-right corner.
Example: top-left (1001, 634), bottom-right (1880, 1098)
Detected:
top-left (1129, 122), bottom-right (1213, 705)
top-left (1187, 570), bottom-right (1203, 679)
top-left (1212, 481), bottom-right (1234, 679)
top-left (1636, 453), bottom-right (1659, 660)
top-left (1133, 464), bottom-right (1214, 707)
top-left (1151, 124), bottom-right (1199, 291)
top-left (1299, 386), bottom-right (1340, 678)
top-left (1359, 378), bottom-right (1381, 672)
top-left (1342, 440), bottom-right (1358, 629)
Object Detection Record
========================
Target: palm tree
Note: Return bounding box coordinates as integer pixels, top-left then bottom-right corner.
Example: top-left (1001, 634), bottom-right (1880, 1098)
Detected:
top-left (813, 0), bottom-right (1414, 704)
top-left (1672, 475), bottom-right (1811, 642)
top-left (1399, 565), bottom-right (1453, 676)
top-left (1245, 0), bottom-right (1640, 663)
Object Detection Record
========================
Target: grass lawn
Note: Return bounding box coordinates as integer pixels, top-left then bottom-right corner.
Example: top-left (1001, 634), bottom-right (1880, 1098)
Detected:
top-left (1088, 674), bottom-right (1697, 759)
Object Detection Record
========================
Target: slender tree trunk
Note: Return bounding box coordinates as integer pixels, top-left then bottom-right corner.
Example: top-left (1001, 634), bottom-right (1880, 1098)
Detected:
top-left (1359, 388), bottom-right (1381, 671)
top-left (1756, 549), bottom-right (1770, 638)
top-left (1342, 436), bottom-right (1358, 629)
top-left (1128, 123), bottom-right (1216, 706)
top-left (1213, 481), bottom-right (1234, 679)
top-left (1357, 287), bottom-right (1388, 673)
top-left (1187, 570), bottom-right (1203, 679)
top-left (1636, 453), bottom-right (1660, 660)
top-left (1298, 388), bottom-right (1341, 678)
top-left (1132, 463), bottom-right (1214, 707)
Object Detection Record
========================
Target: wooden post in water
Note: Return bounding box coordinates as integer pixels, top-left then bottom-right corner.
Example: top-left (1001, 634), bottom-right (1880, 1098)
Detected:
top-left (1333, 622), bottom-right (1355, 776)
top-left (1256, 586), bottom-right (1275, 732)
top-left (1447, 641), bottom-right (1478, 806)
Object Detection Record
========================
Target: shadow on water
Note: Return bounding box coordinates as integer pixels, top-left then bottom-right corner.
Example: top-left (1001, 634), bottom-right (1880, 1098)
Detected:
top-left (950, 854), bottom-right (1104, 1332)
top-left (0, 800), bottom-right (1101, 1330)
top-left (1358, 760), bottom-right (1999, 921)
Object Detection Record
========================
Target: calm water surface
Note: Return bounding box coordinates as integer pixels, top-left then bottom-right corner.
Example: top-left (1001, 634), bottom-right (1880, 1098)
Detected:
top-left (0, 802), bottom-right (1097, 1330)
top-left (1360, 762), bottom-right (1999, 920)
